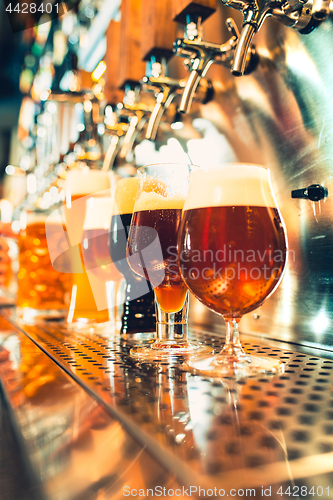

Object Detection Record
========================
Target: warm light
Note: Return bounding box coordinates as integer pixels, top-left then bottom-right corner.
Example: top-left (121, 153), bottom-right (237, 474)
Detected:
top-left (312, 311), bottom-right (330, 334)
top-left (12, 220), bottom-right (21, 233)
top-left (27, 174), bottom-right (37, 194)
top-left (5, 165), bottom-right (15, 176)
top-left (171, 121), bottom-right (184, 130)
top-left (83, 99), bottom-right (93, 113)
top-left (40, 90), bottom-right (50, 101)
top-left (92, 61), bottom-right (107, 82)
top-left (20, 155), bottom-right (31, 171)
top-left (0, 200), bottom-right (13, 223)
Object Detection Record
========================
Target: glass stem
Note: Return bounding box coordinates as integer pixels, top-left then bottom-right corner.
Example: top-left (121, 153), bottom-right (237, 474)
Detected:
top-left (154, 292), bottom-right (189, 348)
top-left (218, 318), bottom-right (249, 362)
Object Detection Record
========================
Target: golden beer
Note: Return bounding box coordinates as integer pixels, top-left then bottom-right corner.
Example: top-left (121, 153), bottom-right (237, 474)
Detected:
top-left (64, 169), bottom-right (114, 324)
top-left (18, 219), bottom-right (71, 312)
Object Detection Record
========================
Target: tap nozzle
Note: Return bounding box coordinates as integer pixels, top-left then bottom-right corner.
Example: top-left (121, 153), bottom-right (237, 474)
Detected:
top-left (145, 86), bottom-right (178, 140)
top-left (231, 23), bottom-right (257, 76)
top-left (312, 0), bottom-right (331, 19)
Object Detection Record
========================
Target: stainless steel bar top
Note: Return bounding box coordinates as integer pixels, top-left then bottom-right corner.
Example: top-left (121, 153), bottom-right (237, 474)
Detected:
top-left (0, 308), bottom-right (333, 500)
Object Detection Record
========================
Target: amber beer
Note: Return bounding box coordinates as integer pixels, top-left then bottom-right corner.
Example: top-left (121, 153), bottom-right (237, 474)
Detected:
top-left (127, 191), bottom-right (188, 313)
top-left (178, 166), bottom-right (287, 318)
top-left (64, 169), bottom-right (113, 323)
top-left (18, 215), bottom-right (71, 314)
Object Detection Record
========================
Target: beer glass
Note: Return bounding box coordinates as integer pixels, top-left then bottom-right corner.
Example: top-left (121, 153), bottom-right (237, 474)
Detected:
top-left (126, 163), bottom-right (213, 360)
top-left (64, 168), bottom-right (114, 327)
top-left (17, 208), bottom-right (71, 321)
top-left (109, 177), bottom-right (156, 337)
top-left (178, 163), bottom-right (287, 377)
top-left (81, 197), bottom-right (123, 332)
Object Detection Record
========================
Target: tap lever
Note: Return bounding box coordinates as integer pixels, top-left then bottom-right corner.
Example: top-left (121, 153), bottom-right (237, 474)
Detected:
top-left (220, 0), bottom-right (331, 57)
top-left (175, 17), bottom-right (257, 112)
top-left (226, 17), bottom-right (240, 37)
top-left (291, 184), bottom-right (328, 202)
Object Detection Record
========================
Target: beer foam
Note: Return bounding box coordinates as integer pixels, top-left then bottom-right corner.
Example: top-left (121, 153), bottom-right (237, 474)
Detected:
top-left (134, 191), bottom-right (186, 212)
top-left (65, 168), bottom-right (113, 196)
top-left (83, 197), bottom-right (113, 230)
top-left (113, 177), bottom-right (139, 215)
top-left (183, 164), bottom-right (277, 211)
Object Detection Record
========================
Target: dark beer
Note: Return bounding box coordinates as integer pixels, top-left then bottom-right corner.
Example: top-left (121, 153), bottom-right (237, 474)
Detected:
top-left (127, 207), bottom-right (187, 313)
top-left (109, 177), bottom-right (156, 334)
top-left (178, 205), bottom-right (287, 318)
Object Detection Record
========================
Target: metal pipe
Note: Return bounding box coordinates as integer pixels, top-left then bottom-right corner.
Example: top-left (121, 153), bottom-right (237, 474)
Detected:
top-left (178, 68), bottom-right (203, 114)
top-left (231, 24), bottom-right (257, 76)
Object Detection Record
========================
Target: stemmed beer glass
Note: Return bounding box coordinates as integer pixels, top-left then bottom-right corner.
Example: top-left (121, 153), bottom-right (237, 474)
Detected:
top-left (126, 163), bottom-right (213, 360)
top-left (178, 163), bottom-right (288, 377)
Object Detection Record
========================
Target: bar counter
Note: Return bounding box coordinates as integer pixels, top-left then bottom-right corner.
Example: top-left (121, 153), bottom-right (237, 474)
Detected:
top-left (0, 307), bottom-right (333, 500)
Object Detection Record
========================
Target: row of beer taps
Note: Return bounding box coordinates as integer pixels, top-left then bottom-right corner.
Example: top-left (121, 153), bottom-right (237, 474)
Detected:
top-left (91, 0), bottom-right (332, 169)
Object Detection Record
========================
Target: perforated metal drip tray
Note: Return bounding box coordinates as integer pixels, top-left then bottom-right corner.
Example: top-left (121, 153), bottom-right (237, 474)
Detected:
top-left (4, 311), bottom-right (333, 497)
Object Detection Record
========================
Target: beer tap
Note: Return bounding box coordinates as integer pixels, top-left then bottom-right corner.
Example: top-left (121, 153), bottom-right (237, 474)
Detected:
top-left (142, 58), bottom-right (213, 140)
top-left (220, 0), bottom-right (331, 77)
top-left (117, 84), bottom-right (152, 161)
top-left (174, 15), bottom-right (258, 113)
top-left (140, 0), bottom-right (215, 140)
top-left (101, 105), bottom-right (129, 171)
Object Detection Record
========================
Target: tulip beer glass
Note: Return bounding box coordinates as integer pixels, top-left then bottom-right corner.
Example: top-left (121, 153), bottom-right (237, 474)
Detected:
top-left (178, 163), bottom-right (287, 377)
top-left (126, 163), bottom-right (213, 360)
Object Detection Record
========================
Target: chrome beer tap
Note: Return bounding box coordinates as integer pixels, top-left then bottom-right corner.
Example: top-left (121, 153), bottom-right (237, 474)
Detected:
top-left (174, 16), bottom-right (258, 113)
top-left (116, 84), bottom-right (152, 161)
top-left (220, 0), bottom-right (332, 77)
top-left (142, 58), bottom-right (213, 141)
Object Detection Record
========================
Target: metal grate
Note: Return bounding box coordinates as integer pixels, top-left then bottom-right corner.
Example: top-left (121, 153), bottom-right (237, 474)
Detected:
top-left (7, 315), bottom-right (333, 495)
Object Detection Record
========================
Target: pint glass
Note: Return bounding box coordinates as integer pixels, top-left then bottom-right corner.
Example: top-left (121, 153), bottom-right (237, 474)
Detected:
top-left (64, 168), bottom-right (114, 326)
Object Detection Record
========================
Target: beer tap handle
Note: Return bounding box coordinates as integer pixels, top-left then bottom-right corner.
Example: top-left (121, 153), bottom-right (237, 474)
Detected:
top-left (226, 17), bottom-right (240, 37)
top-left (174, 15), bottom-right (258, 112)
top-left (220, 0), bottom-right (331, 52)
top-left (145, 86), bottom-right (178, 140)
top-left (179, 57), bottom-right (213, 113)
top-left (119, 112), bottom-right (148, 160)
top-left (102, 135), bottom-right (122, 171)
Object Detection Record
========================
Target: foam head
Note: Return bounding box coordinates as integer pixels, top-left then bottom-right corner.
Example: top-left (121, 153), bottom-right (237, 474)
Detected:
top-left (113, 177), bottom-right (139, 215)
top-left (134, 191), bottom-right (186, 212)
top-left (183, 164), bottom-right (277, 211)
top-left (84, 197), bottom-right (113, 230)
top-left (65, 168), bottom-right (114, 197)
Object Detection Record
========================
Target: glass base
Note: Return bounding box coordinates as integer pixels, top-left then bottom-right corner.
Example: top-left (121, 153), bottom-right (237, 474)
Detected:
top-left (65, 318), bottom-right (114, 334)
top-left (121, 332), bottom-right (156, 345)
top-left (184, 353), bottom-right (284, 379)
top-left (130, 341), bottom-right (213, 361)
